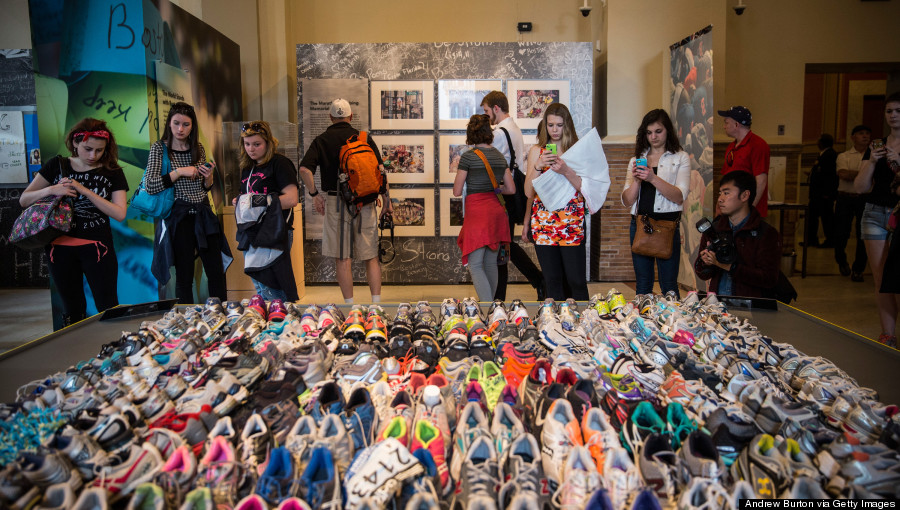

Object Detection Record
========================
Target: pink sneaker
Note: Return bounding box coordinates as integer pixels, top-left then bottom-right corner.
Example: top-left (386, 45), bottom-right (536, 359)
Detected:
top-left (267, 300), bottom-right (287, 322)
top-left (246, 295), bottom-right (267, 320)
top-left (411, 418), bottom-right (450, 492)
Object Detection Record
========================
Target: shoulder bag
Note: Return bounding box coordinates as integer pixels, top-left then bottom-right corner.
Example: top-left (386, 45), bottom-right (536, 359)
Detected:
top-left (8, 156), bottom-right (75, 251)
top-left (499, 127), bottom-right (527, 224)
top-left (131, 146), bottom-right (175, 218)
top-left (631, 214), bottom-right (678, 259)
top-left (472, 149), bottom-right (510, 265)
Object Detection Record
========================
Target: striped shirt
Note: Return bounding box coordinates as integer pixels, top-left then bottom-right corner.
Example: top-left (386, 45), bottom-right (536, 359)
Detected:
top-left (144, 140), bottom-right (210, 203)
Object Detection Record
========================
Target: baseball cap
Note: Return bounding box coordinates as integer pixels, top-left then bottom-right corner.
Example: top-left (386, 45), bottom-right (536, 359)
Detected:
top-left (717, 106), bottom-right (752, 126)
top-left (851, 124), bottom-right (871, 135)
top-left (330, 99), bottom-right (352, 118)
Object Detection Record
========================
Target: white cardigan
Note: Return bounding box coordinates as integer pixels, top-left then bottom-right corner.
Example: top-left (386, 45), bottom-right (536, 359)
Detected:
top-left (622, 150), bottom-right (691, 215)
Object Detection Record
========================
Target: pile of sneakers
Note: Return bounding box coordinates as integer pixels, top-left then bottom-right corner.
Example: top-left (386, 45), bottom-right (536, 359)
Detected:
top-left (2, 290), bottom-right (899, 509)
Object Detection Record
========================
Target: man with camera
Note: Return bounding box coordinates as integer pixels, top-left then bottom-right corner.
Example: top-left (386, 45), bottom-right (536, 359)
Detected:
top-left (694, 170), bottom-right (781, 298)
top-left (481, 91), bottom-right (545, 301)
top-left (299, 99), bottom-right (392, 303)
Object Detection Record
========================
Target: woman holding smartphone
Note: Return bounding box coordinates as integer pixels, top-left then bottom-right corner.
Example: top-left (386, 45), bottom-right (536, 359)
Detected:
top-left (454, 114), bottom-right (516, 301)
top-left (147, 102), bottom-right (229, 304)
top-left (854, 92), bottom-right (900, 346)
top-left (20, 119), bottom-right (128, 326)
top-left (522, 103), bottom-right (589, 300)
top-left (622, 109), bottom-right (691, 297)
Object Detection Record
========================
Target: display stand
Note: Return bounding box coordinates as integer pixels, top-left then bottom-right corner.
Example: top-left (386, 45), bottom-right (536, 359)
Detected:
top-left (1, 300), bottom-right (897, 405)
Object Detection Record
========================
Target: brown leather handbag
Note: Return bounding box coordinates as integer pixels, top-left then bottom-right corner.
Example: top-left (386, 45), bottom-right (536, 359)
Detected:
top-left (631, 214), bottom-right (677, 259)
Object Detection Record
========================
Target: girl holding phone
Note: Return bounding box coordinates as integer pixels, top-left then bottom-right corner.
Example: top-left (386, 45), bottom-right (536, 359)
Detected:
top-left (621, 109), bottom-right (691, 297)
top-left (20, 119), bottom-right (128, 326)
top-left (146, 102), bottom-right (230, 304)
top-left (522, 103), bottom-right (589, 300)
top-left (854, 92), bottom-right (900, 346)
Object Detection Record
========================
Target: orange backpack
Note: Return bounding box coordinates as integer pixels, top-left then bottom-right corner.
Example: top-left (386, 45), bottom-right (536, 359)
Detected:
top-left (338, 132), bottom-right (385, 214)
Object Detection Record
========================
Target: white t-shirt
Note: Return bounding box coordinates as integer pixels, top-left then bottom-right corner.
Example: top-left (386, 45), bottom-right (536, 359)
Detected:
top-left (836, 147), bottom-right (865, 194)
top-left (492, 116), bottom-right (526, 176)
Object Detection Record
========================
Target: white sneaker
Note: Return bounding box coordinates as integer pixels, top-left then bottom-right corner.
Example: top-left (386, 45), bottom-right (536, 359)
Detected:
top-left (450, 402), bottom-right (491, 481)
top-left (603, 447), bottom-right (641, 510)
top-left (315, 413), bottom-right (354, 475)
top-left (551, 446), bottom-right (600, 510)
top-left (540, 399), bottom-right (582, 491)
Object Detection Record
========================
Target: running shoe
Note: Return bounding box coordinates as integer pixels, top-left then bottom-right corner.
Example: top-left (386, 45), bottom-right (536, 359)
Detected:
top-left (730, 433), bottom-right (790, 499)
top-left (540, 399), bottom-right (584, 490)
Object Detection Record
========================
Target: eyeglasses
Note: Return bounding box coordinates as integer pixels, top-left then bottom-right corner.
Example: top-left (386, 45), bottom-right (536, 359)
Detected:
top-left (241, 122), bottom-right (267, 134)
top-left (641, 215), bottom-right (654, 234)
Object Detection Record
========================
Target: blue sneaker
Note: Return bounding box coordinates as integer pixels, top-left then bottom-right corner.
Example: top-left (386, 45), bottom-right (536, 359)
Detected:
top-left (256, 447), bottom-right (297, 504)
top-left (310, 381), bottom-right (345, 423)
top-left (300, 447), bottom-right (341, 509)
top-left (342, 387), bottom-right (376, 452)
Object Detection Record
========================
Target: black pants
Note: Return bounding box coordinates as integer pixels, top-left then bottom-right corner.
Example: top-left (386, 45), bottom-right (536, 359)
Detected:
top-left (807, 195), bottom-right (835, 245)
top-left (47, 242), bottom-right (118, 322)
top-left (173, 213), bottom-right (227, 304)
top-left (495, 217), bottom-right (544, 301)
top-left (834, 194), bottom-right (868, 274)
top-left (534, 243), bottom-right (589, 301)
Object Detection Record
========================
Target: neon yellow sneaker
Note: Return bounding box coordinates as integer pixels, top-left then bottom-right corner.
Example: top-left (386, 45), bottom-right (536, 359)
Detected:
top-left (480, 360), bottom-right (506, 410)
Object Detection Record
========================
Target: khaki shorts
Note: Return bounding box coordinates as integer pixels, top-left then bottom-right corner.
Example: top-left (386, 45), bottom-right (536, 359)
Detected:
top-left (322, 194), bottom-right (379, 260)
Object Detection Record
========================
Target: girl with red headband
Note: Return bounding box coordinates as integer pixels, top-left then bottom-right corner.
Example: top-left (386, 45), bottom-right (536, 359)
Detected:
top-left (19, 118), bottom-right (128, 327)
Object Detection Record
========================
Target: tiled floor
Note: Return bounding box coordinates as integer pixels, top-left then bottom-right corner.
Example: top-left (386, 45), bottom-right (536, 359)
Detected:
top-left (1, 233), bottom-right (895, 353)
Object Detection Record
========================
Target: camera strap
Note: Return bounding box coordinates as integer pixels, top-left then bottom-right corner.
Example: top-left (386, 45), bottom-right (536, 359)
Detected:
top-left (379, 212), bottom-right (395, 264)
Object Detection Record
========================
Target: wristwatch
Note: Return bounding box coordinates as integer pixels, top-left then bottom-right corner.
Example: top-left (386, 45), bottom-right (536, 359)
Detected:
top-left (308, 189), bottom-right (319, 197)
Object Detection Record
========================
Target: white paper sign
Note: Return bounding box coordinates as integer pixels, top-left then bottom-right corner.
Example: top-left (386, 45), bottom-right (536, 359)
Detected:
top-left (531, 128), bottom-right (611, 213)
top-left (0, 110), bottom-right (27, 184)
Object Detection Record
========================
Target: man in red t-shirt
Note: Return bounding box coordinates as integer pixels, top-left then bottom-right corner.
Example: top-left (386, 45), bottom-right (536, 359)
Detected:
top-left (719, 106), bottom-right (770, 217)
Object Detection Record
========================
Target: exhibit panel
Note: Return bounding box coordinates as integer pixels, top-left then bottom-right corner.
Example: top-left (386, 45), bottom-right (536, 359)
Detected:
top-left (296, 42), bottom-right (593, 285)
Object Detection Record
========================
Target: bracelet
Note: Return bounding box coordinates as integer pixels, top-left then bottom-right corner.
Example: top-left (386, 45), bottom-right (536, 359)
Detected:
top-left (308, 189), bottom-right (319, 197)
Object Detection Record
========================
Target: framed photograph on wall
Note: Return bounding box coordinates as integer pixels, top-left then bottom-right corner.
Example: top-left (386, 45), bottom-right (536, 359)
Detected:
top-left (383, 188), bottom-right (435, 236)
top-left (438, 135), bottom-right (472, 184)
top-left (508, 80), bottom-right (570, 129)
top-left (439, 189), bottom-right (465, 237)
top-left (370, 80), bottom-right (434, 130)
top-left (377, 135), bottom-right (434, 184)
top-left (437, 80), bottom-right (502, 130)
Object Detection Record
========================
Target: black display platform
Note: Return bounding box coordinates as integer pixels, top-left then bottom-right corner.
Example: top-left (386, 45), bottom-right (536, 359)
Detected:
top-left (1, 302), bottom-right (897, 405)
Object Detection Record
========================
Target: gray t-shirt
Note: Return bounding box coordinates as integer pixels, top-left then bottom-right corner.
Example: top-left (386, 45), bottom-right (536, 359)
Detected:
top-left (459, 147), bottom-right (508, 196)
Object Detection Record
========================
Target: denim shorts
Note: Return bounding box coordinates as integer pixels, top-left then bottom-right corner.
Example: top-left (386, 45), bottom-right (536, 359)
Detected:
top-left (861, 203), bottom-right (893, 241)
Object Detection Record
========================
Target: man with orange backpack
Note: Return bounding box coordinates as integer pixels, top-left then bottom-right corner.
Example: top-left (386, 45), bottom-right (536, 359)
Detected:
top-left (300, 99), bottom-right (392, 303)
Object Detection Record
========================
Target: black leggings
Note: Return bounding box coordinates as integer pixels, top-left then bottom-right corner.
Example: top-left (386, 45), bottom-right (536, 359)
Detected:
top-left (534, 243), bottom-right (589, 301)
top-left (173, 213), bottom-right (227, 304)
top-left (47, 243), bottom-right (119, 322)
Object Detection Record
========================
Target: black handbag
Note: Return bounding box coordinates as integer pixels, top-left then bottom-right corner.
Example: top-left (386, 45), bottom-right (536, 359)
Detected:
top-left (499, 127), bottom-right (527, 224)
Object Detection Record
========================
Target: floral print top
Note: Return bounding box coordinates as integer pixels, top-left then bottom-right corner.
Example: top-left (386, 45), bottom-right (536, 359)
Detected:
top-left (531, 171), bottom-right (585, 246)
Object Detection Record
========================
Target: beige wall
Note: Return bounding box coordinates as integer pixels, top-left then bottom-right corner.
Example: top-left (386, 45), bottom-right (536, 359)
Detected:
top-left (606, 0), bottom-right (726, 141)
top-left (282, 0), bottom-right (603, 122)
top-left (725, 0), bottom-right (900, 144)
top-left (0, 0), bottom-right (32, 49)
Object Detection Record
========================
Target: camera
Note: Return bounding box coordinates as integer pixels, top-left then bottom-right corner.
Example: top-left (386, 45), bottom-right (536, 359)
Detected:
top-left (696, 218), bottom-right (736, 264)
top-left (580, 5), bottom-right (592, 16)
top-left (379, 211), bottom-right (394, 231)
top-left (733, 1), bottom-right (746, 15)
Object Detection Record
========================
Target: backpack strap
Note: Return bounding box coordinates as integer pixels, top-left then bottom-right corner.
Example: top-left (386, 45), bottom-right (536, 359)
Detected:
top-left (498, 127), bottom-right (518, 172)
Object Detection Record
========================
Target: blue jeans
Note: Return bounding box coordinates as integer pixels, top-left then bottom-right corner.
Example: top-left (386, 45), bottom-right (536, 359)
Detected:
top-left (630, 216), bottom-right (681, 296)
top-left (251, 278), bottom-right (288, 302)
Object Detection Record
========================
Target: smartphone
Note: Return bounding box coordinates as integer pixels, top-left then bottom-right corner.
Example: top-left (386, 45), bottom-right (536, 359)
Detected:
top-left (545, 144), bottom-right (557, 155)
top-left (635, 158), bottom-right (648, 167)
top-left (872, 139), bottom-right (885, 151)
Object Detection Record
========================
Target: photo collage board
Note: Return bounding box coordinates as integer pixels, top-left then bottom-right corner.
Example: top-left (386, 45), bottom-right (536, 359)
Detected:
top-left (297, 43), bottom-right (592, 283)
top-left (304, 78), bottom-right (570, 237)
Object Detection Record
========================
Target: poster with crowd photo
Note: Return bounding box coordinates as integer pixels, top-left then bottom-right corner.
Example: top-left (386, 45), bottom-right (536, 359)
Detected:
top-left (669, 25), bottom-right (714, 290)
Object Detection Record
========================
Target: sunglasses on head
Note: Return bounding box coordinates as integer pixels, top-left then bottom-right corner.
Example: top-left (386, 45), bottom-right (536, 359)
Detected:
top-left (170, 104), bottom-right (194, 114)
top-left (242, 122), bottom-right (267, 134)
